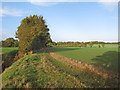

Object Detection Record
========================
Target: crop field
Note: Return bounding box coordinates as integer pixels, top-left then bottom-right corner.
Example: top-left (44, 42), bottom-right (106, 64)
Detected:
top-left (51, 44), bottom-right (119, 72)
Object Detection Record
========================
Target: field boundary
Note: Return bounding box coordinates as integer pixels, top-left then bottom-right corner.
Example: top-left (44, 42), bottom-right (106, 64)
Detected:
top-left (47, 48), bottom-right (118, 80)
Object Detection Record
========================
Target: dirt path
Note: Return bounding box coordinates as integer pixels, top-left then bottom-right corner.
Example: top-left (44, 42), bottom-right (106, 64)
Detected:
top-left (47, 48), bottom-right (118, 80)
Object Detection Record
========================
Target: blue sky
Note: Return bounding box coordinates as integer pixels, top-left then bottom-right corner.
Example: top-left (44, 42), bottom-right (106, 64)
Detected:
top-left (1, 1), bottom-right (118, 42)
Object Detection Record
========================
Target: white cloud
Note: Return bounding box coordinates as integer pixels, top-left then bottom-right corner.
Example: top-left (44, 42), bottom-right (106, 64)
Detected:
top-left (98, 0), bottom-right (118, 11)
top-left (28, 0), bottom-right (89, 6)
top-left (28, 0), bottom-right (119, 8)
top-left (0, 7), bottom-right (22, 17)
top-left (1, 0), bottom-right (118, 12)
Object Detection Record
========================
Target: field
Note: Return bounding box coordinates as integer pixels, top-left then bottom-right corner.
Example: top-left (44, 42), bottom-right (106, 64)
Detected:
top-left (51, 44), bottom-right (118, 72)
top-left (2, 47), bottom-right (18, 55)
top-left (1, 44), bottom-right (119, 88)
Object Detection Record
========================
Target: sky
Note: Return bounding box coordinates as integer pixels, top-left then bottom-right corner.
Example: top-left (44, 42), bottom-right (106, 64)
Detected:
top-left (0, 0), bottom-right (118, 42)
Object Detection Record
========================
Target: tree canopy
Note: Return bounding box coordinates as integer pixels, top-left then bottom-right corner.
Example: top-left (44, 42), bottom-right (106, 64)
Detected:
top-left (16, 15), bottom-right (51, 55)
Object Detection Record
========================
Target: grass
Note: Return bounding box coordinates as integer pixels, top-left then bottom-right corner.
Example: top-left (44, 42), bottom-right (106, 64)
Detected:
top-left (50, 44), bottom-right (119, 72)
top-left (2, 52), bottom-right (118, 88)
top-left (1, 47), bottom-right (18, 56)
top-left (1, 45), bottom-right (119, 88)
top-left (1, 47), bottom-right (18, 71)
top-left (2, 53), bottom-right (83, 88)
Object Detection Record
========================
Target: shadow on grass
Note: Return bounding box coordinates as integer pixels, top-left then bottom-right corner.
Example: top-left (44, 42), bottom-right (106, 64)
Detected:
top-left (50, 47), bottom-right (81, 52)
top-left (34, 47), bottom-right (81, 54)
top-left (91, 51), bottom-right (119, 72)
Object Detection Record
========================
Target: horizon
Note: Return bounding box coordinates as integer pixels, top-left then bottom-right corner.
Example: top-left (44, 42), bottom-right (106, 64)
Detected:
top-left (1, 2), bottom-right (118, 42)
top-left (0, 37), bottom-right (119, 43)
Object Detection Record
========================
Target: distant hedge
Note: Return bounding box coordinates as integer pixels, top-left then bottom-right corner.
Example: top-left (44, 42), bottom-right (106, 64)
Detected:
top-left (48, 41), bottom-right (119, 48)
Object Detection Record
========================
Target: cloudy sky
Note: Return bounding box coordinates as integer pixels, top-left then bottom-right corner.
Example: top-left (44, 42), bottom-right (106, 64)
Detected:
top-left (0, 0), bottom-right (118, 42)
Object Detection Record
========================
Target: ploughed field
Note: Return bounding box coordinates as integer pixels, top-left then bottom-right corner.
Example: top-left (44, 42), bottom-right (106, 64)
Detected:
top-left (1, 44), bottom-right (119, 88)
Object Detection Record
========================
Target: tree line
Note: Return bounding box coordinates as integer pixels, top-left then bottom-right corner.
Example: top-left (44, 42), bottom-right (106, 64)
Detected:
top-left (1, 38), bottom-right (119, 48)
top-left (1, 38), bottom-right (18, 47)
top-left (47, 41), bottom-right (120, 48)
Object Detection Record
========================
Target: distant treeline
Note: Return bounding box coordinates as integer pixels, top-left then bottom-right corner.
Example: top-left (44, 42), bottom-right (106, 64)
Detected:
top-left (0, 38), bottom-right (119, 48)
top-left (47, 41), bottom-right (119, 47)
top-left (1, 38), bottom-right (18, 47)
top-left (1, 39), bottom-right (119, 48)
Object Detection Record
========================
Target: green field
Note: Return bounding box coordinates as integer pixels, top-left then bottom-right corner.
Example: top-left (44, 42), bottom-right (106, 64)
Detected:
top-left (51, 44), bottom-right (119, 72)
top-left (1, 45), bottom-right (119, 88)
top-left (1, 47), bottom-right (18, 55)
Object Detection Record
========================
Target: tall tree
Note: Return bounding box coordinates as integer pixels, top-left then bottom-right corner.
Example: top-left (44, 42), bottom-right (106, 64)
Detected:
top-left (16, 15), bottom-right (51, 55)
